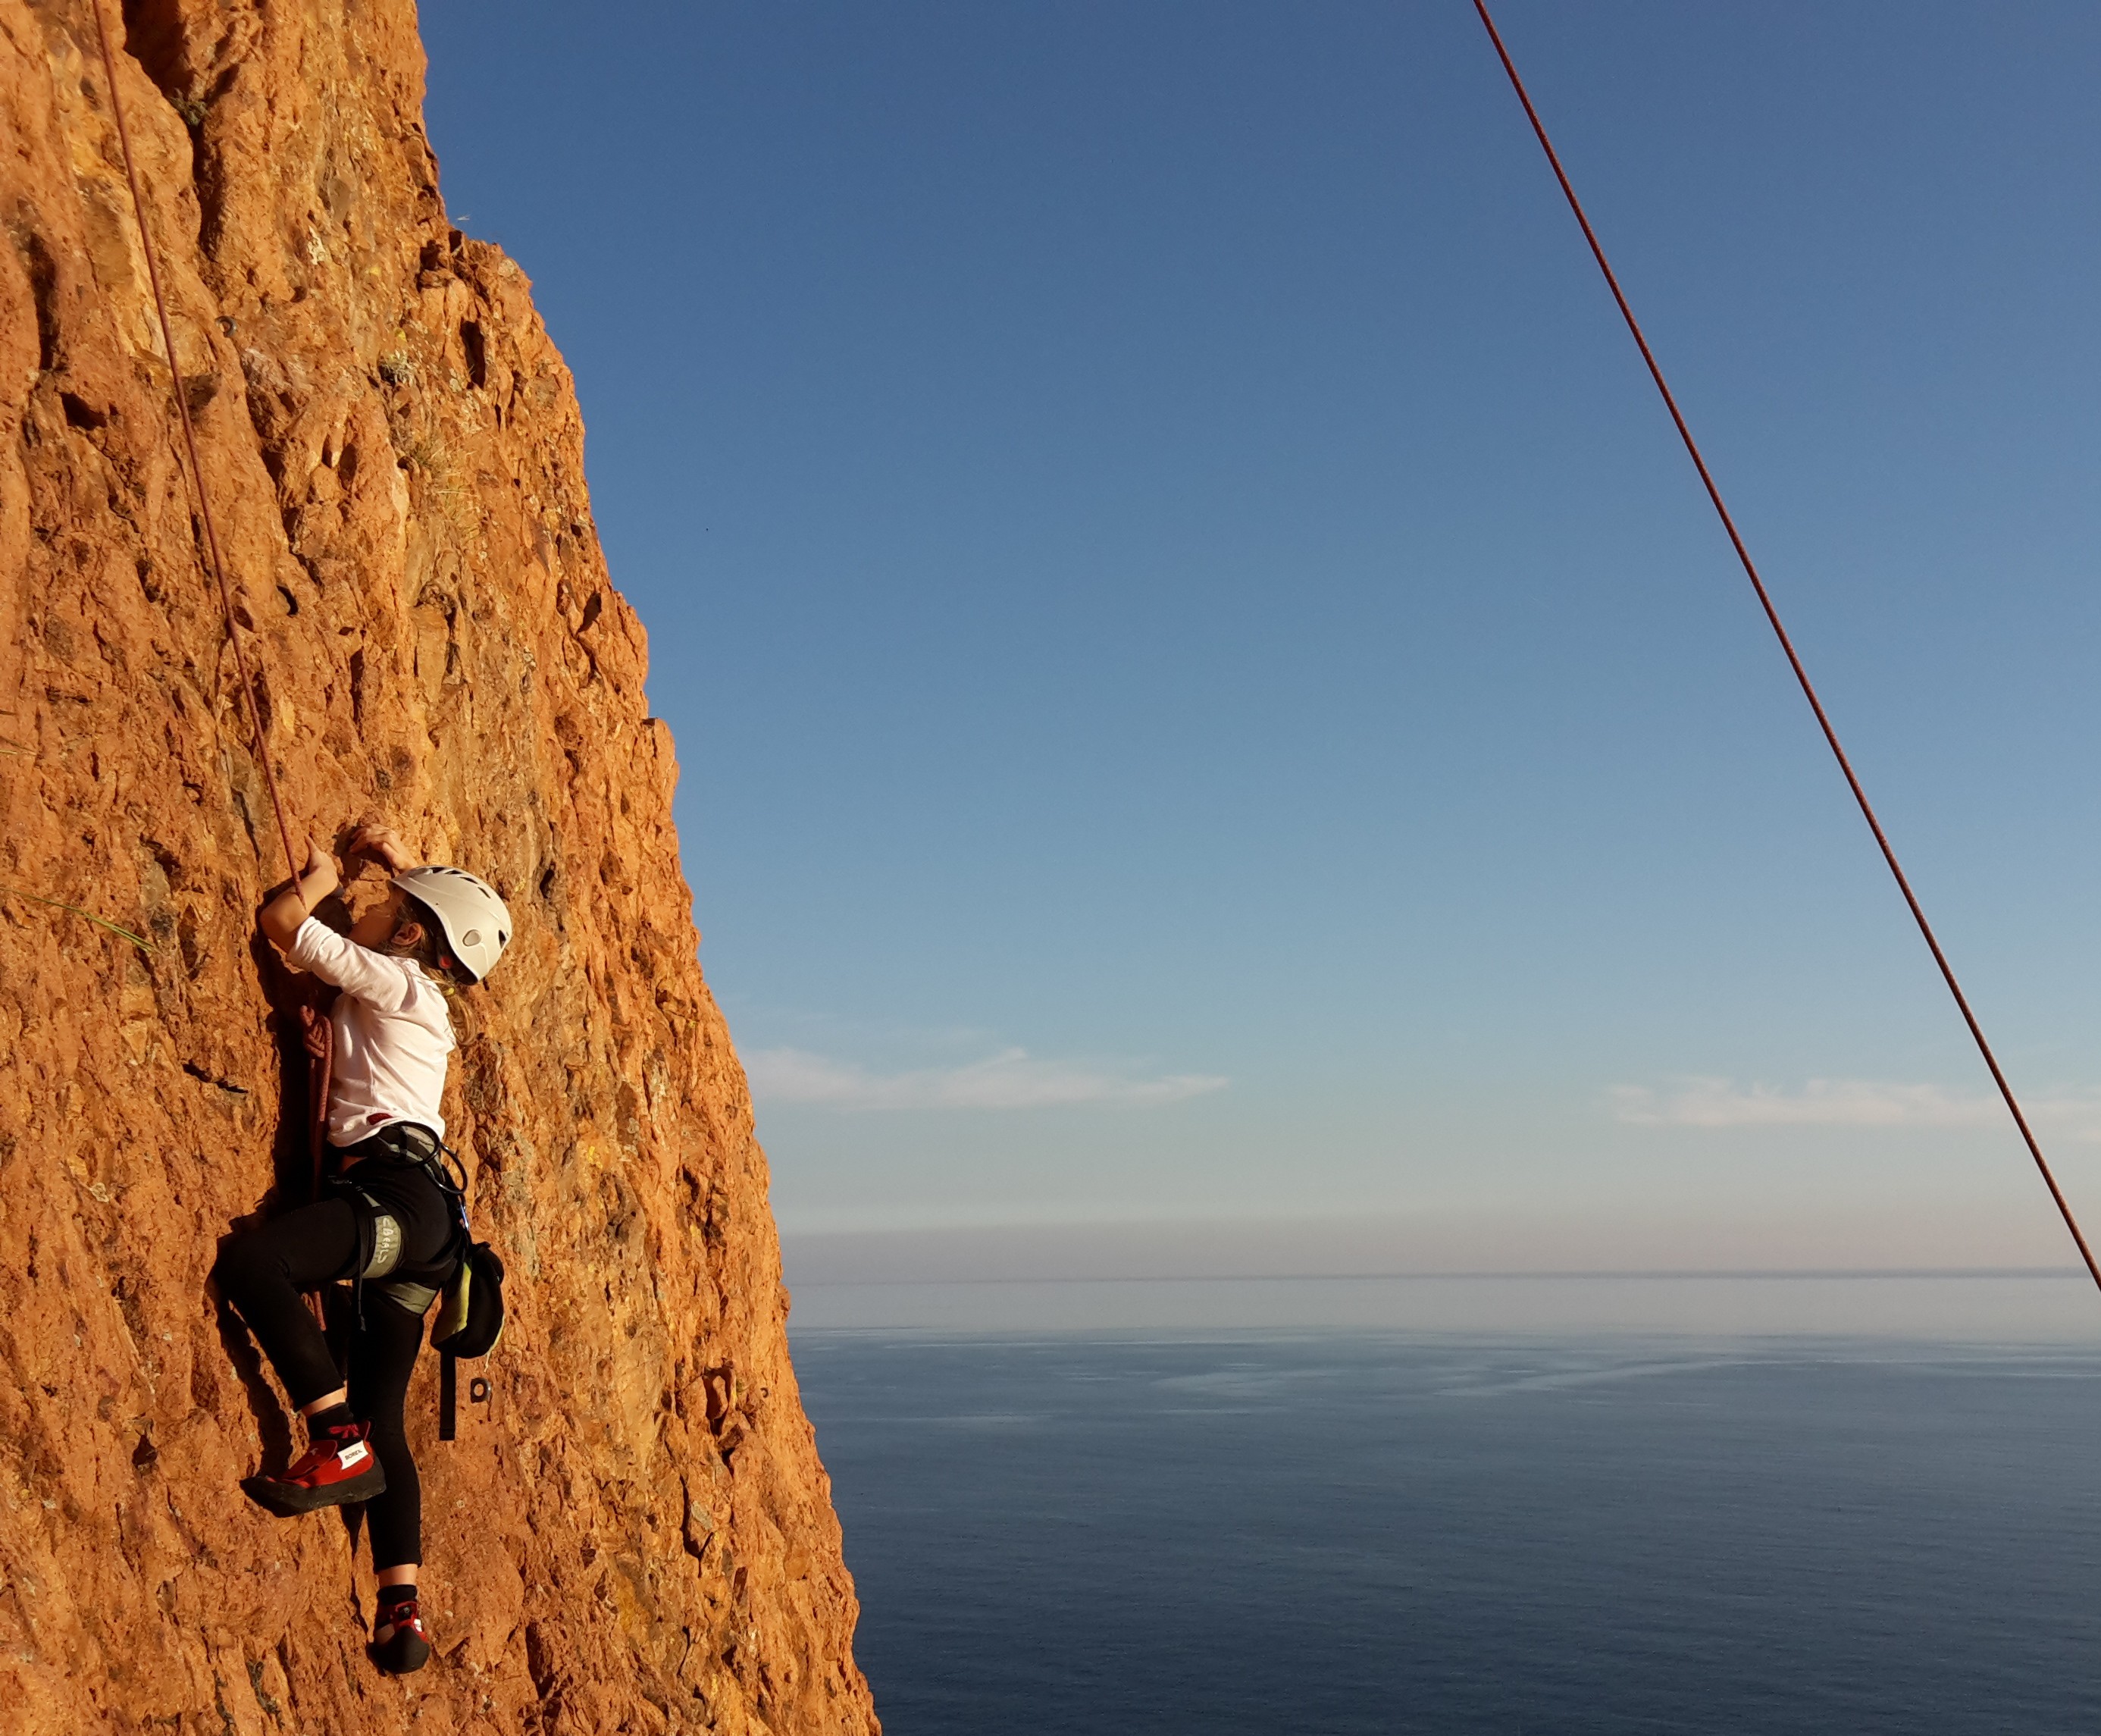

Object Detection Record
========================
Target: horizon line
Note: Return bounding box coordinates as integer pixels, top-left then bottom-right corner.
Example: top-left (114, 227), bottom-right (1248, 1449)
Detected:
top-left (788, 1265), bottom-right (2088, 1289)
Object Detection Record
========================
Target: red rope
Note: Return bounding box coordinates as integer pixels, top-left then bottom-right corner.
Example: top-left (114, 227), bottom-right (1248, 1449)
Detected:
top-left (1470, 0), bottom-right (2101, 1296)
top-left (91, 1), bottom-right (300, 885)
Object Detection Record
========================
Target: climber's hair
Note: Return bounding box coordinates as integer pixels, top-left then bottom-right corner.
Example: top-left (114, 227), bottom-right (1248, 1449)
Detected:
top-left (386, 894), bottom-right (472, 992)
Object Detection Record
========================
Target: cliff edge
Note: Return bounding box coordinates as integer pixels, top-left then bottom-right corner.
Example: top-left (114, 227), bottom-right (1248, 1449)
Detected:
top-left (0, 2), bottom-right (878, 1730)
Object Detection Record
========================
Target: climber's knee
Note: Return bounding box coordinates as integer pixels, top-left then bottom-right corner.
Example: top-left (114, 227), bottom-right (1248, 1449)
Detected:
top-left (214, 1199), bottom-right (361, 1308)
top-left (211, 1231), bottom-right (278, 1309)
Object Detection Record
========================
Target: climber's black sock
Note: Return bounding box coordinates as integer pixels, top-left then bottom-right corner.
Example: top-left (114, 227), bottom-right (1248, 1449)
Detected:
top-left (306, 1402), bottom-right (356, 1437)
top-left (377, 1582), bottom-right (418, 1612)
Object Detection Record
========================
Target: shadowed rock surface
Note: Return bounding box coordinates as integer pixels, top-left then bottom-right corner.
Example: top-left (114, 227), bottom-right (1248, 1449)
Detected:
top-left (0, 1), bottom-right (877, 1728)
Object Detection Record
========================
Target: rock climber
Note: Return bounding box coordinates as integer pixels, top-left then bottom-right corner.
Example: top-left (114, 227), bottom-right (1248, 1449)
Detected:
top-left (213, 823), bottom-right (512, 1675)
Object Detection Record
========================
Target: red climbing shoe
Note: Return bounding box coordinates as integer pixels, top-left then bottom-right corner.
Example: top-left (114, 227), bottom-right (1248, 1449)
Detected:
top-left (372, 1597), bottom-right (432, 1674)
top-left (242, 1421), bottom-right (387, 1515)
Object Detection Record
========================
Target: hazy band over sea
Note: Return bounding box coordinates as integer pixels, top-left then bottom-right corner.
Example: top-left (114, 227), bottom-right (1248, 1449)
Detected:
top-left (783, 1212), bottom-right (2101, 1338)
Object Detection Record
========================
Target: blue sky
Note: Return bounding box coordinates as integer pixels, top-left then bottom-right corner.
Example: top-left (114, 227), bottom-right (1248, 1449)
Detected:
top-left (422, 2), bottom-right (2101, 1264)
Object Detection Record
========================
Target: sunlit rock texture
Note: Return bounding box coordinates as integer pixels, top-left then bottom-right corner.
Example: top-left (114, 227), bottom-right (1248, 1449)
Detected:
top-left (0, 1), bottom-right (877, 1728)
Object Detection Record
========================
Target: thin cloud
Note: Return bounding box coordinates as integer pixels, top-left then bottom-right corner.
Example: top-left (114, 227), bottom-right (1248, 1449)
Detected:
top-left (745, 1045), bottom-right (1229, 1112)
top-left (1612, 1076), bottom-right (2101, 1140)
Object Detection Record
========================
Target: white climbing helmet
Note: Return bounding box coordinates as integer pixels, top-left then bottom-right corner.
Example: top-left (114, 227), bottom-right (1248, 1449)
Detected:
top-left (391, 865), bottom-right (513, 983)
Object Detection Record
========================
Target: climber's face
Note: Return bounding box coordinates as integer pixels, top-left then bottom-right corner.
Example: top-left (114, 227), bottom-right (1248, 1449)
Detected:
top-left (346, 885), bottom-right (410, 949)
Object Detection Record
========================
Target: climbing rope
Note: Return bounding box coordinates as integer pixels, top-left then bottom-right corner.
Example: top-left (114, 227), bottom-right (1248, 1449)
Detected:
top-left (90, 0), bottom-right (299, 885)
top-left (92, 8), bottom-right (337, 1236)
top-left (1470, 0), bottom-right (2101, 1296)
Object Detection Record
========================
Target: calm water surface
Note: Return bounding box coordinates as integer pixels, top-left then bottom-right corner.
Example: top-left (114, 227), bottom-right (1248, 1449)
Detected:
top-left (793, 1333), bottom-right (2101, 1734)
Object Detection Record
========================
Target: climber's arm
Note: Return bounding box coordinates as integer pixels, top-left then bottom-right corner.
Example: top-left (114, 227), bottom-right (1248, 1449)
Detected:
top-left (261, 834), bottom-right (342, 952)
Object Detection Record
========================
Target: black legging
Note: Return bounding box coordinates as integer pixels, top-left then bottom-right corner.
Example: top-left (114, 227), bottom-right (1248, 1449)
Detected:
top-left (214, 1199), bottom-right (431, 1568)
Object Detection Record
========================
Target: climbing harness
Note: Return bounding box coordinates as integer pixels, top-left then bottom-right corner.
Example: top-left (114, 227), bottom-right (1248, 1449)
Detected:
top-left (89, 1), bottom-right (299, 887)
top-left (1471, 0), bottom-right (2101, 1296)
top-left (321, 1114), bottom-right (506, 1440)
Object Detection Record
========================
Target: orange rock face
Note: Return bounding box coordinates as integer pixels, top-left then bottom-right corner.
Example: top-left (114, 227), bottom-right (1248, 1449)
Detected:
top-left (0, 2), bottom-right (878, 1729)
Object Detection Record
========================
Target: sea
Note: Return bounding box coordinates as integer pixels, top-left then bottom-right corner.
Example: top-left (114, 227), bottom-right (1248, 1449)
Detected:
top-left (791, 1300), bottom-right (2101, 1734)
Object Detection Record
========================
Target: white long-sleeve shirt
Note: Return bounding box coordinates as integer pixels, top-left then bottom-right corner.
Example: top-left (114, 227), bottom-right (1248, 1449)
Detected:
top-left (289, 917), bottom-right (456, 1147)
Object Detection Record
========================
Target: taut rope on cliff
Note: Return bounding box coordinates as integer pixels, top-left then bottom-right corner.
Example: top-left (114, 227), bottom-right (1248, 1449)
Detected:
top-left (90, 0), bottom-right (300, 885)
top-left (1470, 0), bottom-right (2101, 1297)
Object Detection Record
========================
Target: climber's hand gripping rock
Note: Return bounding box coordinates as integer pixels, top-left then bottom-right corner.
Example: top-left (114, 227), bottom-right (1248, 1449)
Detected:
top-left (346, 824), bottom-right (419, 876)
top-left (259, 834), bottom-right (342, 953)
